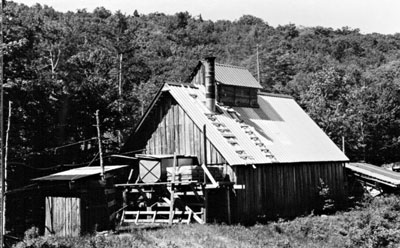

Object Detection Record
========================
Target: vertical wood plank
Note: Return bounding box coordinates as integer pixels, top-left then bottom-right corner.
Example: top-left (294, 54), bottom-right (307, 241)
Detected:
top-left (178, 106), bottom-right (184, 155)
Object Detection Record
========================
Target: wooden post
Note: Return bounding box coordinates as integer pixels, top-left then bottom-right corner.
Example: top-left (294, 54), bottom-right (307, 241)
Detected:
top-left (0, 1), bottom-right (4, 244)
top-left (168, 153), bottom-right (177, 225)
top-left (118, 53), bottom-right (123, 98)
top-left (203, 124), bottom-right (207, 183)
top-left (342, 136), bottom-right (345, 154)
top-left (95, 110), bottom-right (104, 179)
top-left (203, 189), bottom-right (208, 223)
top-left (117, 53), bottom-right (123, 147)
top-left (256, 44), bottom-right (260, 83)
top-left (2, 102), bottom-right (11, 237)
top-left (5, 102), bottom-right (12, 186)
top-left (226, 186), bottom-right (231, 224)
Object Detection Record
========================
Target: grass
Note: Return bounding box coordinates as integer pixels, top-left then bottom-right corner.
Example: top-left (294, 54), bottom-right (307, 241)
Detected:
top-left (13, 194), bottom-right (400, 248)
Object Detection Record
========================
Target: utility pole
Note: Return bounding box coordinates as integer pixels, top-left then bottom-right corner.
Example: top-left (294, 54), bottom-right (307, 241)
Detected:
top-left (118, 53), bottom-right (123, 98)
top-left (1, 0), bottom-right (5, 245)
top-left (95, 110), bottom-right (105, 179)
top-left (117, 53), bottom-right (123, 147)
top-left (256, 44), bottom-right (261, 83)
top-left (2, 102), bottom-right (11, 242)
top-left (342, 136), bottom-right (345, 154)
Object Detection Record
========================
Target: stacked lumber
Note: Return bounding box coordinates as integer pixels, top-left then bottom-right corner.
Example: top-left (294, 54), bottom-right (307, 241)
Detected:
top-left (166, 166), bottom-right (223, 182)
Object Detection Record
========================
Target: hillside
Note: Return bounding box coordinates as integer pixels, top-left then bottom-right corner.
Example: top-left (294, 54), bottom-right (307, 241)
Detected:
top-left (4, 1), bottom-right (400, 170)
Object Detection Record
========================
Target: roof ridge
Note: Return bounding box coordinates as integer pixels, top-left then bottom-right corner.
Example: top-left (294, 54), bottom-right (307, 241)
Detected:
top-left (166, 82), bottom-right (199, 89)
top-left (215, 63), bottom-right (248, 70)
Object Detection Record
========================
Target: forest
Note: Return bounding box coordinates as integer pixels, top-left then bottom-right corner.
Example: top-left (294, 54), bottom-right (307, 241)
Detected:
top-left (3, 1), bottom-right (400, 181)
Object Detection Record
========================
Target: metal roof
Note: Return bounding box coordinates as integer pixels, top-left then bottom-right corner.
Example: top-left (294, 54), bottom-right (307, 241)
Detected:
top-left (215, 63), bottom-right (262, 89)
top-left (234, 94), bottom-right (349, 163)
top-left (346, 162), bottom-right (400, 187)
top-left (135, 154), bottom-right (196, 160)
top-left (33, 165), bottom-right (128, 181)
top-left (189, 61), bottom-right (262, 89)
top-left (166, 84), bottom-right (348, 165)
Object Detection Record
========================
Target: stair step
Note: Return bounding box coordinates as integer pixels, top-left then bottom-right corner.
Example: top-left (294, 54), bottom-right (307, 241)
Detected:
top-left (240, 155), bottom-right (254, 160)
top-left (155, 202), bottom-right (170, 207)
top-left (217, 127), bottom-right (231, 132)
top-left (255, 141), bottom-right (264, 146)
top-left (222, 133), bottom-right (236, 138)
top-left (212, 122), bottom-right (225, 127)
top-left (120, 210), bottom-right (202, 225)
top-left (175, 191), bottom-right (204, 196)
top-left (228, 140), bottom-right (238, 145)
top-left (130, 189), bottom-right (155, 193)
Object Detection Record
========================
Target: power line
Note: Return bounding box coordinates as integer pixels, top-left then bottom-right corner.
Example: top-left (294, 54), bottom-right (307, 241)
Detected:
top-left (52, 137), bottom-right (97, 154)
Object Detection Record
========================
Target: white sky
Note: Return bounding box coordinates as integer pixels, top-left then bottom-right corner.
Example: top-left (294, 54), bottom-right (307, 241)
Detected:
top-left (12, 0), bottom-right (400, 34)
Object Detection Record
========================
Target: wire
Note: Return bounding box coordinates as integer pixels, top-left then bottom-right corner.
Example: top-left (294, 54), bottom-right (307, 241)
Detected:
top-left (52, 137), bottom-right (97, 154)
top-left (118, 148), bottom-right (147, 155)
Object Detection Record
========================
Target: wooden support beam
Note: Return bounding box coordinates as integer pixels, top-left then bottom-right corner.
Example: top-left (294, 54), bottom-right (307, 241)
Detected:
top-left (115, 181), bottom-right (199, 187)
top-left (204, 189), bottom-right (208, 223)
top-left (201, 163), bottom-right (218, 187)
top-left (226, 186), bottom-right (231, 225)
top-left (169, 153), bottom-right (177, 225)
top-left (203, 125), bottom-right (207, 183)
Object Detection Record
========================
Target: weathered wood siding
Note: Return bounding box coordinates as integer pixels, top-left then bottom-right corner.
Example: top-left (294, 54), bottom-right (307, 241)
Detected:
top-left (126, 93), bottom-right (347, 223)
top-left (135, 94), bottom-right (226, 165)
top-left (45, 197), bottom-right (81, 237)
top-left (233, 162), bottom-right (346, 223)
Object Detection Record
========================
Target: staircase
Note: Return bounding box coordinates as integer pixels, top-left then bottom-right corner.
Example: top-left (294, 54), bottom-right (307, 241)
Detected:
top-left (205, 113), bottom-right (254, 161)
top-left (119, 184), bottom-right (205, 225)
top-left (237, 122), bottom-right (275, 159)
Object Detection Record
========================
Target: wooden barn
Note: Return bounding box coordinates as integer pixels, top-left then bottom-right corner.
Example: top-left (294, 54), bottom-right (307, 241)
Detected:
top-left (121, 57), bottom-right (349, 223)
top-left (33, 165), bottom-right (127, 236)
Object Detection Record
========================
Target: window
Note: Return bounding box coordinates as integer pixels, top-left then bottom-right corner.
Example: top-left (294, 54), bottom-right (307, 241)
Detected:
top-left (217, 85), bottom-right (258, 107)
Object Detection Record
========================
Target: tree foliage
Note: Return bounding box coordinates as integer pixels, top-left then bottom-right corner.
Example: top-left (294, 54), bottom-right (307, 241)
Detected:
top-left (4, 1), bottom-right (400, 173)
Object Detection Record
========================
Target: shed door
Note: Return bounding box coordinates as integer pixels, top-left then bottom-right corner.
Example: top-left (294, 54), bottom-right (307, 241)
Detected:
top-left (45, 197), bottom-right (81, 237)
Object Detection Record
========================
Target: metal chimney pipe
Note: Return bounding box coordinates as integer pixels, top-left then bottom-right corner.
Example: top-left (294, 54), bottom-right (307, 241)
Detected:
top-left (204, 56), bottom-right (216, 112)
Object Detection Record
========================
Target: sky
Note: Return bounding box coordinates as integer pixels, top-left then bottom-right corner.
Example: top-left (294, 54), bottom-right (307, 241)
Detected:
top-left (12, 0), bottom-right (400, 35)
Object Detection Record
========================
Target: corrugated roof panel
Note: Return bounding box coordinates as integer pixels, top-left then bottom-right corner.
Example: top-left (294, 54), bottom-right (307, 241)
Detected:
top-left (166, 84), bottom-right (348, 165)
top-left (33, 165), bottom-right (128, 181)
top-left (235, 95), bottom-right (348, 163)
top-left (215, 64), bottom-right (262, 89)
top-left (346, 163), bottom-right (400, 187)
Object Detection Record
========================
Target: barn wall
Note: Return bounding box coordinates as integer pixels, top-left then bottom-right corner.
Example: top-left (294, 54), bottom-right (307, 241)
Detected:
top-left (232, 162), bottom-right (346, 223)
top-left (139, 95), bottom-right (227, 166)
top-left (126, 93), bottom-right (347, 223)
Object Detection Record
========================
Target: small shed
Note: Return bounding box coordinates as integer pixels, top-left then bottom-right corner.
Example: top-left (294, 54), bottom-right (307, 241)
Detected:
top-left (33, 165), bottom-right (127, 236)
